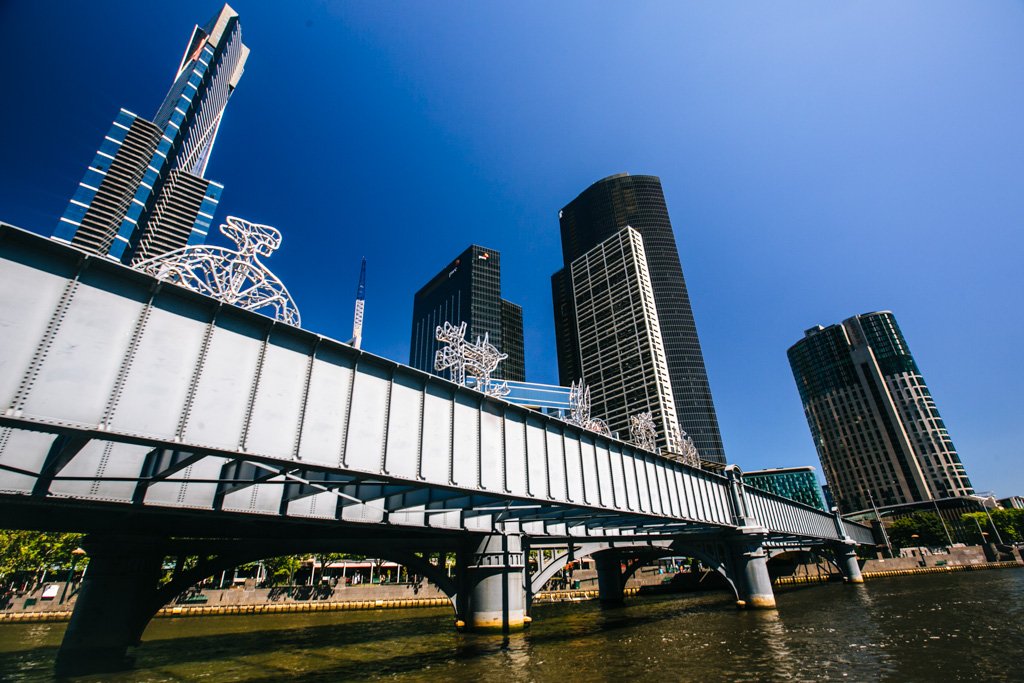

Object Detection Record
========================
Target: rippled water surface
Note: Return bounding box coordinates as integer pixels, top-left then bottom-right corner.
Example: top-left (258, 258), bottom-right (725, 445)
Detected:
top-left (2, 569), bottom-right (1022, 682)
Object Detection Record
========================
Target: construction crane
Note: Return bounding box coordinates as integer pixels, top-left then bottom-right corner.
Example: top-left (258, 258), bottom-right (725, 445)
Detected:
top-left (349, 257), bottom-right (366, 349)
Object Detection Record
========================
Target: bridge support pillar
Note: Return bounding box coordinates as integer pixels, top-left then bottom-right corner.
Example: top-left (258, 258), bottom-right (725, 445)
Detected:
top-left (595, 552), bottom-right (625, 604)
top-left (731, 540), bottom-right (776, 610)
top-left (836, 544), bottom-right (864, 584)
top-left (458, 533), bottom-right (527, 632)
top-left (55, 535), bottom-right (166, 675)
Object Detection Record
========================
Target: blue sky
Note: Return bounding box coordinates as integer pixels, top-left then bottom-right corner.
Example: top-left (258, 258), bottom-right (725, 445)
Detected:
top-left (1, 1), bottom-right (1021, 497)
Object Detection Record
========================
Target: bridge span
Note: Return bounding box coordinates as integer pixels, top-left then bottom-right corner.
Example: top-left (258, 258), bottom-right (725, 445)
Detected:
top-left (0, 223), bottom-right (874, 672)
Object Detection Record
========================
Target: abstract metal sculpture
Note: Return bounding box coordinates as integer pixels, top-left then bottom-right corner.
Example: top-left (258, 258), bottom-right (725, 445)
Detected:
top-left (678, 429), bottom-right (701, 467)
top-left (134, 216), bottom-right (301, 326)
top-left (629, 411), bottom-right (658, 452)
top-left (568, 380), bottom-right (611, 437)
top-left (433, 321), bottom-right (510, 398)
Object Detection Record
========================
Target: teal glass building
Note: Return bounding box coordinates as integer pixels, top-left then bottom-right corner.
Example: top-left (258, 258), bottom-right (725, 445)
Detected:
top-left (53, 5), bottom-right (248, 265)
top-left (743, 467), bottom-right (828, 511)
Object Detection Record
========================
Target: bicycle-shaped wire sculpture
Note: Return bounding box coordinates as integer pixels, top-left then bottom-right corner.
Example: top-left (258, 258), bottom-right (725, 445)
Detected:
top-left (134, 215), bottom-right (301, 326)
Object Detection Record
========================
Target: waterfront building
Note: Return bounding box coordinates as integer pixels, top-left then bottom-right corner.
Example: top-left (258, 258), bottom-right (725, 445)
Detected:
top-left (787, 311), bottom-right (974, 513)
top-left (743, 466), bottom-right (828, 511)
top-left (409, 245), bottom-right (525, 382)
top-left (552, 173), bottom-right (725, 464)
top-left (53, 4), bottom-right (248, 265)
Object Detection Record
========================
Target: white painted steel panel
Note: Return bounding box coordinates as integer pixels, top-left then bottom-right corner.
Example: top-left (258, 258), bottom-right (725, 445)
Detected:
top-left (222, 479), bottom-right (283, 515)
top-left (503, 413), bottom-right (527, 497)
top-left (344, 362), bottom-right (390, 473)
top-left (479, 405), bottom-right (503, 492)
top-left (451, 394), bottom-right (478, 487)
top-left (286, 490), bottom-right (338, 519)
top-left (563, 435), bottom-right (583, 503)
top-left (635, 458), bottom-right (652, 513)
top-left (420, 386), bottom-right (452, 484)
top-left (21, 281), bottom-right (143, 426)
top-left (545, 427), bottom-right (566, 501)
top-left (0, 260), bottom-right (69, 408)
top-left (109, 302), bottom-right (208, 438)
top-left (647, 460), bottom-right (665, 515)
top-left (0, 429), bottom-right (51, 493)
top-left (246, 341), bottom-right (310, 458)
top-left (144, 456), bottom-right (226, 508)
top-left (297, 354), bottom-right (352, 466)
top-left (340, 501), bottom-right (384, 524)
top-left (609, 447), bottom-right (627, 510)
top-left (384, 373), bottom-right (422, 479)
top-left (595, 445), bottom-right (613, 507)
top-left (49, 441), bottom-right (148, 502)
top-left (579, 439), bottom-right (598, 505)
top-left (391, 505), bottom-right (425, 527)
top-left (664, 467), bottom-right (681, 518)
top-left (524, 416), bottom-right (547, 498)
top-left (675, 475), bottom-right (692, 518)
top-left (622, 451), bottom-right (639, 511)
top-left (184, 327), bottom-right (263, 450)
top-left (428, 509), bottom-right (462, 529)
top-left (0, 429), bottom-right (51, 475)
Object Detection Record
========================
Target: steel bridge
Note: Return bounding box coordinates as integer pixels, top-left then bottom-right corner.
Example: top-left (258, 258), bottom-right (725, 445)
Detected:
top-left (0, 223), bottom-right (874, 673)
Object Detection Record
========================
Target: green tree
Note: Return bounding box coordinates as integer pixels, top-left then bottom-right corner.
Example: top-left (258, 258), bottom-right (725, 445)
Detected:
top-left (961, 509), bottom-right (1024, 544)
top-left (0, 530), bottom-right (85, 583)
top-left (886, 512), bottom-right (947, 550)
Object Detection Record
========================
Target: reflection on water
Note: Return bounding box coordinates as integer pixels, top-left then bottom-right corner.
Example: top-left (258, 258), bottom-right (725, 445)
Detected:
top-left (1, 569), bottom-right (1022, 682)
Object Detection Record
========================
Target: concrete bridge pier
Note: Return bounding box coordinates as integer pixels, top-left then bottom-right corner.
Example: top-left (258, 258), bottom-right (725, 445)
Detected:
top-left (594, 552), bottom-right (626, 604)
top-left (55, 535), bottom-right (166, 676)
top-left (835, 543), bottom-right (865, 584)
top-left (730, 538), bottom-right (776, 609)
top-left (457, 533), bottom-right (528, 632)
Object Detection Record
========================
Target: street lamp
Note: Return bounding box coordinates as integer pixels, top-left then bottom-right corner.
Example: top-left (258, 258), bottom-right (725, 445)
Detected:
top-left (59, 547), bottom-right (86, 604)
top-left (866, 491), bottom-right (894, 558)
top-left (970, 494), bottom-right (1005, 546)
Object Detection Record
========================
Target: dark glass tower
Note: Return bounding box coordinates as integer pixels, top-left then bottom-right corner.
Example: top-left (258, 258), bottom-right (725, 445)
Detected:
top-left (53, 4), bottom-right (248, 264)
top-left (788, 311), bottom-right (975, 513)
top-left (410, 245), bottom-right (526, 382)
top-left (552, 173), bottom-right (725, 464)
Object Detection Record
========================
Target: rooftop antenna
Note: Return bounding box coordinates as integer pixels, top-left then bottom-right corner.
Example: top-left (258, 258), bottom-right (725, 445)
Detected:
top-left (349, 257), bottom-right (366, 349)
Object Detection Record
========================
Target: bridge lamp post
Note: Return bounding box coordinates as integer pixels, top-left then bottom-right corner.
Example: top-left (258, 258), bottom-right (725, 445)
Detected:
top-left (59, 547), bottom-right (86, 605)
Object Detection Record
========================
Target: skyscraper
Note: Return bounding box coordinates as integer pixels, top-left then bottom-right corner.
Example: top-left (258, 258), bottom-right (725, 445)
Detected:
top-left (788, 311), bottom-right (975, 513)
top-left (552, 173), bottom-right (725, 464)
top-left (570, 226), bottom-right (682, 453)
top-left (410, 245), bottom-right (526, 382)
top-left (53, 4), bottom-right (248, 265)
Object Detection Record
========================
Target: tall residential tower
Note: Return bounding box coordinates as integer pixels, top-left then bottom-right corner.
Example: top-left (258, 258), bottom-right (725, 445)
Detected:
top-left (552, 173), bottom-right (725, 464)
top-left (53, 4), bottom-right (248, 265)
top-left (788, 311), bottom-right (974, 513)
top-left (410, 245), bottom-right (525, 382)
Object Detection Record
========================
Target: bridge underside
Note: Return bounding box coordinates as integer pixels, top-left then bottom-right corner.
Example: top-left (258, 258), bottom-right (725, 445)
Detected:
top-left (0, 224), bottom-right (874, 674)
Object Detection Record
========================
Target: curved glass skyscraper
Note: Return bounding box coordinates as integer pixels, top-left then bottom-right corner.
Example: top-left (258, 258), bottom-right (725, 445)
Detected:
top-left (552, 173), bottom-right (726, 465)
top-left (53, 4), bottom-right (248, 265)
top-left (788, 311), bottom-right (974, 513)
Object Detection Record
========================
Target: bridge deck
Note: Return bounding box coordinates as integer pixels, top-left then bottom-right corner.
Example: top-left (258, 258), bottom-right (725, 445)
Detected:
top-left (0, 224), bottom-right (873, 546)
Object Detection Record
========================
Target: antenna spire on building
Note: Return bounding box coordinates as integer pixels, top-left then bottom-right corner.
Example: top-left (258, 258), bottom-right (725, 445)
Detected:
top-left (350, 257), bottom-right (366, 349)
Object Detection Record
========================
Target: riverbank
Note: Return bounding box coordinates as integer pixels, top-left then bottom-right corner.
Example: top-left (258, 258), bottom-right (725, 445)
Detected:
top-left (4, 547), bottom-right (1020, 624)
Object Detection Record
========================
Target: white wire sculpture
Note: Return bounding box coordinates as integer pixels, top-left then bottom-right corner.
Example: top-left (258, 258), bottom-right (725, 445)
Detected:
top-left (568, 380), bottom-right (611, 437)
top-left (134, 216), bottom-right (301, 326)
top-left (678, 430), bottom-right (701, 467)
top-left (433, 321), bottom-right (510, 398)
top-left (666, 423), bottom-right (701, 467)
top-left (629, 411), bottom-right (658, 452)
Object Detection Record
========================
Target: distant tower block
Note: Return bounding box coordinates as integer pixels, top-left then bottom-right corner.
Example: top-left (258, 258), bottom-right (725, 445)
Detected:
top-left (350, 257), bottom-right (366, 349)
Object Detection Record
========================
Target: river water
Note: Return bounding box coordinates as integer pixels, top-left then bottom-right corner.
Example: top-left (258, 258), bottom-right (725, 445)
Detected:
top-left (1, 569), bottom-right (1022, 682)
